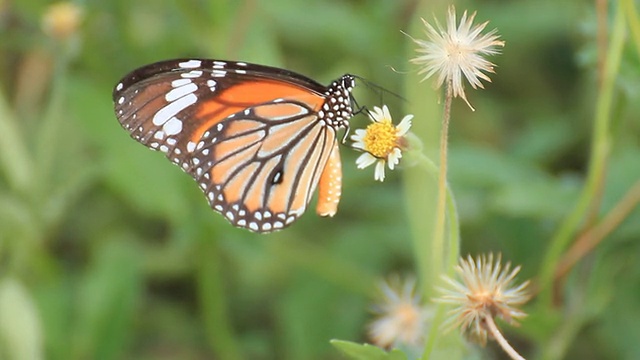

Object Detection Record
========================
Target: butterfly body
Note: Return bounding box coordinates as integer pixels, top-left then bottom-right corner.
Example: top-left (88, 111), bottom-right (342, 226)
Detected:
top-left (113, 59), bottom-right (355, 233)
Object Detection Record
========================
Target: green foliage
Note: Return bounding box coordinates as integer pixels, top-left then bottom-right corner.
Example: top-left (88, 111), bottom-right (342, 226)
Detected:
top-left (330, 340), bottom-right (408, 360)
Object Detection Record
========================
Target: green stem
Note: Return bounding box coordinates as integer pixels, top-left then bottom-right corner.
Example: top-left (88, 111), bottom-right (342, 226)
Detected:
top-left (537, 2), bottom-right (624, 305)
top-left (36, 51), bottom-right (70, 190)
top-left (432, 84), bottom-right (453, 283)
top-left (623, 0), bottom-right (640, 59)
top-left (0, 91), bottom-right (33, 194)
top-left (414, 154), bottom-right (460, 275)
top-left (413, 153), bottom-right (460, 359)
top-left (422, 303), bottom-right (448, 359)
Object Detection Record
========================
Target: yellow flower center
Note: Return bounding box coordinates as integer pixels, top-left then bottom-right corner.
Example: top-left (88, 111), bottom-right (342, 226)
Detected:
top-left (363, 119), bottom-right (398, 158)
top-left (42, 2), bottom-right (84, 40)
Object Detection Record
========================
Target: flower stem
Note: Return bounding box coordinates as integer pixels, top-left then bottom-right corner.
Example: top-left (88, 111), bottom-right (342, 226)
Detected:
top-left (484, 316), bottom-right (526, 360)
top-left (414, 83), bottom-right (460, 359)
top-left (555, 179), bottom-right (640, 280)
top-left (622, 0), bottom-right (640, 59)
top-left (413, 154), bottom-right (460, 360)
top-left (413, 153), bottom-right (460, 278)
top-left (433, 82), bottom-right (453, 280)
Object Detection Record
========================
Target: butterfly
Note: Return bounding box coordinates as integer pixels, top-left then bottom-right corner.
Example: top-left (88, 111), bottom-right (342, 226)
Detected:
top-left (112, 59), bottom-right (358, 233)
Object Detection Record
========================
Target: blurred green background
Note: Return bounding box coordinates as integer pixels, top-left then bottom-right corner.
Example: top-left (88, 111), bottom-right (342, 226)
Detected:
top-left (1, 0), bottom-right (639, 359)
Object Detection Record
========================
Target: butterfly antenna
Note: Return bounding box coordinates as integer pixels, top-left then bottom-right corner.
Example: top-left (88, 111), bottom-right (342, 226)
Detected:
top-left (352, 75), bottom-right (406, 103)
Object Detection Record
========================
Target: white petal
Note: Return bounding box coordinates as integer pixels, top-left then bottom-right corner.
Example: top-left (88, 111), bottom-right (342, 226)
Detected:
top-left (352, 129), bottom-right (367, 137)
top-left (355, 153), bottom-right (377, 169)
top-left (387, 148), bottom-right (402, 170)
top-left (381, 105), bottom-right (391, 121)
top-left (374, 161), bottom-right (386, 181)
top-left (396, 115), bottom-right (413, 136)
top-left (369, 106), bottom-right (385, 122)
top-left (351, 130), bottom-right (367, 149)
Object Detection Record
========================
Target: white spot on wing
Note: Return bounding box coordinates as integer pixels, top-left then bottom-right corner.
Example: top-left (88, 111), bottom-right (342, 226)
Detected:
top-left (152, 93), bottom-right (197, 126)
top-left (163, 117), bottom-right (183, 136)
top-left (187, 141), bottom-right (196, 152)
top-left (179, 60), bottom-right (202, 68)
top-left (171, 78), bottom-right (192, 87)
top-left (181, 70), bottom-right (203, 78)
top-left (165, 82), bottom-right (198, 102)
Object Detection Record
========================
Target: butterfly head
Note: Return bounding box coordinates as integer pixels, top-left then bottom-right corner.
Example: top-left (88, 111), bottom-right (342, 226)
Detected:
top-left (321, 74), bottom-right (356, 130)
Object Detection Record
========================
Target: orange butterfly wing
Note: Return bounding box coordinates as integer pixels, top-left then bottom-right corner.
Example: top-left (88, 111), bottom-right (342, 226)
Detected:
top-left (113, 59), bottom-right (355, 232)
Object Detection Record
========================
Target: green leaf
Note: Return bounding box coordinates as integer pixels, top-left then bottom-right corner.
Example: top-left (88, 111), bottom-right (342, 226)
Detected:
top-left (491, 176), bottom-right (581, 219)
top-left (72, 240), bottom-right (141, 360)
top-left (0, 90), bottom-right (33, 194)
top-left (330, 340), bottom-right (408, 360)
top-left (0, 277), bottom-right (44, 360)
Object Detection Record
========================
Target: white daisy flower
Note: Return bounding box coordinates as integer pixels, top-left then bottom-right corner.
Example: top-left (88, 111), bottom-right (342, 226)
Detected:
top-left (436, 253), bottom-right (530, 346)
top-left (351, 105), bottom-right (412, 182)
top-left (409, 5), bottom-right (505, 110)
top-left (368, 277), bottom-right (429, 348)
